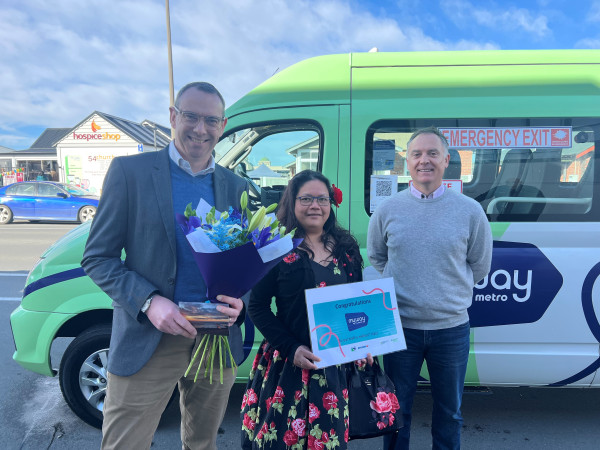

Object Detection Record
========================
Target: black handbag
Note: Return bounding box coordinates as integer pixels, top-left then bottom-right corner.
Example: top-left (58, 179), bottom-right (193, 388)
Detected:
top-left (347, 357), bottom-right (402, 440)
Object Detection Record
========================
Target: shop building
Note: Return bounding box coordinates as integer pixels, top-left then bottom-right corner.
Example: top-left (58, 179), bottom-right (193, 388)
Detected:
top-left (0, 129), bottom-right (66, 185)
top-left (1, 112), bottom-right (171, 192)
top-left (55, 111), bottom-right (170, 194)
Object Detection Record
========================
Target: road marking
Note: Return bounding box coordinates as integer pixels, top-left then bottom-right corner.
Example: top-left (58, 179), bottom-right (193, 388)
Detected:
top-left (0, 273), bottom-right (28, 277)
top-left (0, 297), bottom-right (21, 302)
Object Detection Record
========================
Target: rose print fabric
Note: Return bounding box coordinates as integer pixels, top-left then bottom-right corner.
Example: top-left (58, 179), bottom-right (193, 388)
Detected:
top-left (243, 249), bottom-right (363, 449)
top-left (241, 340), bottom-right (353, 449)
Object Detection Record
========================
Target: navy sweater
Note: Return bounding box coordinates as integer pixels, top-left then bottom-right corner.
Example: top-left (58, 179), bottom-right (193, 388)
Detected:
top-left (170, 159), bottom-right (215, 304)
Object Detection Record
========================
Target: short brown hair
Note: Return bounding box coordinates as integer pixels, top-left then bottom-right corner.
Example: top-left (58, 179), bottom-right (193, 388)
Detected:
top-left (174, 82), bottom-right (225, 111)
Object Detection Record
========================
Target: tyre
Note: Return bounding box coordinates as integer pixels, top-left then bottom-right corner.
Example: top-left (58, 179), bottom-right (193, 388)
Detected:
top-left (59, 324), bottom-right (111, 429)
top-left (58, 323), bottom-right (178, 429)
top-left (78, 205), bottom-right (96, 223)
top-left (0, 204), bottom-right (13, 224)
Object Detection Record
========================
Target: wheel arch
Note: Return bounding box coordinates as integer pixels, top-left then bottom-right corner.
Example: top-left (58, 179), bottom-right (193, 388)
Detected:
top-left (55, 308), bottom-right (113, 338)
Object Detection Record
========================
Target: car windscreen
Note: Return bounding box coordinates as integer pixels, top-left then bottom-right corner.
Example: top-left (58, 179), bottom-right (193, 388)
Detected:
top-left (62, 184), bottom-right (91, 196)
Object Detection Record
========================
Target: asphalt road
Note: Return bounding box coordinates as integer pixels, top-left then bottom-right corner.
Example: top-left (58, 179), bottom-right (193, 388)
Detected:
top-left (0, 221), bottom-right (80, 272)
top-left (1, 223), bottom-right (600, 448)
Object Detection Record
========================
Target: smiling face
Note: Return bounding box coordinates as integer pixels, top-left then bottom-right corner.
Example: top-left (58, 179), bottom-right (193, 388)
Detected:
top-left (406, 132), bottom-right (450, 195)
top-left (294, 180), bottom-right (331, 235)
top-left (169, 88), bottom-right (227, 172)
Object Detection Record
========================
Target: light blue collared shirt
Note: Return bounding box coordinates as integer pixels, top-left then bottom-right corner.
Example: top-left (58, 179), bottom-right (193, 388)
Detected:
top-left (168, 141), bottom-right (215, 176)
top-left (410, 183), bottom-right (446, 200)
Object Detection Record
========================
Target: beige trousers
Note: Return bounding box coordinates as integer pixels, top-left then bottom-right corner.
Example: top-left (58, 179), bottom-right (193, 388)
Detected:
top-left (101, 333), bottom-right (236, 450)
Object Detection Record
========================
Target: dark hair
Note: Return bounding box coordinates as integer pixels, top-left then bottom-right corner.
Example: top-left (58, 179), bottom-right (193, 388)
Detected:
top-left (277, 170), bottom-right (363, 267)
top-left (174, 82), bottom-right (226, 112)
top-left (407, 126), bottom-right (449, 156)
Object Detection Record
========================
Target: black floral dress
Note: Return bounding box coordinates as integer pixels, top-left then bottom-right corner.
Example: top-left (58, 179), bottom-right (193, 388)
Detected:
top-left (241, 251), bottom-right (361, 449)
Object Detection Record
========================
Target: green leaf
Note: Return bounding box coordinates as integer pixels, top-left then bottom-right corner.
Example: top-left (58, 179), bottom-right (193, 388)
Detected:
top-left (273, 402), bottom-right (283, 414)
top-left (288, 405), bottom-right (297, 418)
top-left (312, 425), bottom-right (322, 439)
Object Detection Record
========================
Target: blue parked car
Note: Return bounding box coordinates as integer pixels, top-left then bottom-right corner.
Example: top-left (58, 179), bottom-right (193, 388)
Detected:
top-left (0, 181), bottom-right (99, 224)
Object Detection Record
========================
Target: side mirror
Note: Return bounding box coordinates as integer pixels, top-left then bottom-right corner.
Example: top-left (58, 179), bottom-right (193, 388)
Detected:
top-left (57, 192), bottom-right (68, 199)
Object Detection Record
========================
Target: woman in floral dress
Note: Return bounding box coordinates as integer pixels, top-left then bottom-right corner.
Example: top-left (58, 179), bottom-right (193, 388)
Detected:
top-left (241, 170), bottom-right (369, 449)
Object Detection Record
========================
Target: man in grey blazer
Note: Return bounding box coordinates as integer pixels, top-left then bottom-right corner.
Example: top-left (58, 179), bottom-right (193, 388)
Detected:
top-left (82, 82), bottom-right (248, 450)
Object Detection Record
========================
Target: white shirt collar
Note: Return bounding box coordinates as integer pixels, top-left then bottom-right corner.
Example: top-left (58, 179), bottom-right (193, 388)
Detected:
top-left (410, 183), bottom-right (446, 200)
top-left (168, 141), bottom-right (215, 176)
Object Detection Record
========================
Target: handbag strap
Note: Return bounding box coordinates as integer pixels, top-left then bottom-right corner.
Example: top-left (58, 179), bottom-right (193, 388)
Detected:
top-left (372, 358), bottom-right (388, 386)
top-left (349, 356), bottom-right (384, 394)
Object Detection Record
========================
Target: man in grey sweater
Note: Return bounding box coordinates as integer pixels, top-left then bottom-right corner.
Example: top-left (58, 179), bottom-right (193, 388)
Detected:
top-left (367, 127), bottom-right (493, 450)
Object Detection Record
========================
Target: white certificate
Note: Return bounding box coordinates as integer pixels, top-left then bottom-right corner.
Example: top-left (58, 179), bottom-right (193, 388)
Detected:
top-left (305, 278), bottom-right (406, 368)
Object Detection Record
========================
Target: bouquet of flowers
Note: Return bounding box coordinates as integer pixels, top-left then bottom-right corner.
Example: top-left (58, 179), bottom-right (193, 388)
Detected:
top-left (176, 191), bottom-right (302, 383)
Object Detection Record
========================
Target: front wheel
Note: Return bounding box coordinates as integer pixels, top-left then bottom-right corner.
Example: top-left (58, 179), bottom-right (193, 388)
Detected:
top-left (78, 205), bottom-right (96, 223)
top-left (59, 324), bottom-right (111, 429)
top-left (58, 324), bottom-right (179, 429)
top-left (0, 204), bottom-right (13, 224)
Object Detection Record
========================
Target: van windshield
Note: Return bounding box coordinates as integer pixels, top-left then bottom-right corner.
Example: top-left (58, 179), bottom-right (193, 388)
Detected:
top-left (215, 123), bottom-right (321, 208)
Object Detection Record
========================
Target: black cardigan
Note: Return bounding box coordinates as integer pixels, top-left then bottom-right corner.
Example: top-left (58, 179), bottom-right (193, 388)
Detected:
top-left (248, 249), bottom-right (363, 360)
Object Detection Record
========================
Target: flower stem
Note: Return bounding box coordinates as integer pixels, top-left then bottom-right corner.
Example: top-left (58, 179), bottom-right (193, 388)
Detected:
top-left (208, 335), bottom-right (216, 384)
top-left (184, 334), bottom-right (207, 378)
top-left (219, 337), bottom-right (223, 384)
top-left (193, 335), bottom-right (210, 382)
top-left (223, 336), bottom-right (238, 376)
top-left (185, 333), bottom-right (237, 384)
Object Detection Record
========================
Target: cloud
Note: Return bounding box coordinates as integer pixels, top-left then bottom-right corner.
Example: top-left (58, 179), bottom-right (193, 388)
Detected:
top-left (441, 0), bottom-right (550, 38)
top-left (0, 0), bottom-right (501, 148)
top-left (0, 133), bottom-right (33, 150)
top-left (575, 38), bottom-right (600, 48)
top-left (589, 0), bottom-right (600, 22)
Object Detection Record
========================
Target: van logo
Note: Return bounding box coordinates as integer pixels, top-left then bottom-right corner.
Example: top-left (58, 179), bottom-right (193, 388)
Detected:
top-left (469, 241), bottom-right (562, 327)
top-left (345, 312), bottom-right (369, 331)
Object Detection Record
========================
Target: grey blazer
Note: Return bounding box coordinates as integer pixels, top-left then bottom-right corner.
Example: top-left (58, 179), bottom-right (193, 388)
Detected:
top-left (81, 147), bottom-right (248, 376)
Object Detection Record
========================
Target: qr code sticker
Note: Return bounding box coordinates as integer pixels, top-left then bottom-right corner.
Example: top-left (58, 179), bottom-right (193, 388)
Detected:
top-left (375, 180), bottom-right (393, 197)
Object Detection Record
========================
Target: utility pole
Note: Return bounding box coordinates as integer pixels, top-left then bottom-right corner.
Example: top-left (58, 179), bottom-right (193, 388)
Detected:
top-left (166, 0), bottom-right (175, 138)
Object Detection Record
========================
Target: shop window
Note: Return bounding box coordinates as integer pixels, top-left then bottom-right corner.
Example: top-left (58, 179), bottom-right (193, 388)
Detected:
top-left (365, 118), bottom-right (599, 222)
top-left (15, 160), bottom-right (58, 181)
top-left (215, 123), bottom-right (321, 208)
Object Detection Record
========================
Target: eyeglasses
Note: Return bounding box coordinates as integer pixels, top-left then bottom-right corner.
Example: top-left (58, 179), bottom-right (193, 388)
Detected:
top-left (296, 196), bottom-right (331, 206)
top-left (173, 106), bottom-right (224, 129)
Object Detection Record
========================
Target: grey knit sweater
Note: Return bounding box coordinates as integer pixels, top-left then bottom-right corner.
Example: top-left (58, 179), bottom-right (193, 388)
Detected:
top-left (367, 188), bottom-right (493, 330)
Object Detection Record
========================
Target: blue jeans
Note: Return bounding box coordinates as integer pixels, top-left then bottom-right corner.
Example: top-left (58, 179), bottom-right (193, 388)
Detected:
top-left (383, 322), bottom-right (470, 450)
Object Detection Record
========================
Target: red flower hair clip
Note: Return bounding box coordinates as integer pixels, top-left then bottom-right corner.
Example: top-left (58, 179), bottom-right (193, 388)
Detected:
top-left (331, 184), bottom-right (343, 207)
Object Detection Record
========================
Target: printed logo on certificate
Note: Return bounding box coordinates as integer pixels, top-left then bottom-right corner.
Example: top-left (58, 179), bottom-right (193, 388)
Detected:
top-left (305, 278), bottom-right (406, 368)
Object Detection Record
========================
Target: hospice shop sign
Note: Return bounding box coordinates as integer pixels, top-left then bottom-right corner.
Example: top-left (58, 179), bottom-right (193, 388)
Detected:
top-left (72, 120), bottom-right (121, 142)
top-left (440, 127), bottom-right (571, 149)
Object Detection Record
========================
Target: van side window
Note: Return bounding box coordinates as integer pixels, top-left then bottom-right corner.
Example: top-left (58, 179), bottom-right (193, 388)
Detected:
top-left (365, 118), bottom-right (599, 222)
top-left (215, 123), bottom-right (321, 208)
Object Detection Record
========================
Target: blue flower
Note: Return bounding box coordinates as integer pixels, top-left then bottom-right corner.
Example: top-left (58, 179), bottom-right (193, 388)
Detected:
top-left (251, 227), bottom-right (272, 249)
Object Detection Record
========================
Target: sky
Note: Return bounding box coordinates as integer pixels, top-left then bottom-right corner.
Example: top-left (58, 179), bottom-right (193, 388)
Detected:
top-left (1, 0), bottom-right (599, 150)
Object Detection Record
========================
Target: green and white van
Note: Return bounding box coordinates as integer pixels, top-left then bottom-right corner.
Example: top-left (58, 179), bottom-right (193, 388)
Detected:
top-left (10, 49), bottom-right (600, 428)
